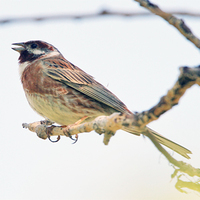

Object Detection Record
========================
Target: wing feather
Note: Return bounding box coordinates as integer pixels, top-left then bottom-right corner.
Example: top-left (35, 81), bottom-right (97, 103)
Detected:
top-left (43, 59), bottom-right (129, 113)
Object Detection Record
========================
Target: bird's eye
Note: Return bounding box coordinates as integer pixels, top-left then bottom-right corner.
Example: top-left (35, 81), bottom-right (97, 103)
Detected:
top-left (31, 43), bottom-right (37, 49)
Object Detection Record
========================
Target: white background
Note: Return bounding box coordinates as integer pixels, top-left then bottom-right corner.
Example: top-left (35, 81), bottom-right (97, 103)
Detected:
top-left (0, 0), bottom-right (200, 199)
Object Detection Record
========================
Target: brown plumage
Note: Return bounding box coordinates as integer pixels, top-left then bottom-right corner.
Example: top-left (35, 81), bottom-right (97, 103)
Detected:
top-left (12, 40), bottom-right (191, 159)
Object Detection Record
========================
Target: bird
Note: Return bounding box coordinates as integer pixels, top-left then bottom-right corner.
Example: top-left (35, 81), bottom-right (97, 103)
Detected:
top-left (12, 40), bottom-right (191, 159)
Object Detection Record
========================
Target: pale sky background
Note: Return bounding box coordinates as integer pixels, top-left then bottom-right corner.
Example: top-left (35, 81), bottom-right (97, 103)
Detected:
top-left (0, 0), bottom-right (200, 200)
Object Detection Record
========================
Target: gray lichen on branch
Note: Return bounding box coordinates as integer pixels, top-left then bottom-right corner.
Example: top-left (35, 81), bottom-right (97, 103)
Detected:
top-left (22, 112), bottom-right (137, 145)
top-left (136, 66), bottom-right (200, 127)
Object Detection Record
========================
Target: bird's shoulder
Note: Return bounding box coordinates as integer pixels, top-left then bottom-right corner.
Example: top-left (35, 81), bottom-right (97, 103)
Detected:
top-left (41, 55), bottom-right (95, 85)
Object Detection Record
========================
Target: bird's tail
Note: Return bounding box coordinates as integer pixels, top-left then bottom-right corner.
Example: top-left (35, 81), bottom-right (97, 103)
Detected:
top-left (122, 126), bottom-right (192, 159)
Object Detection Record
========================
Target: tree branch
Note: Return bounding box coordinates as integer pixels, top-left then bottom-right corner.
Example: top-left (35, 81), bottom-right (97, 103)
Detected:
top-left (136, 66), bottom-right (200, 127)
top-left (1, 9), bottom-right (200, 25)
top-left (22, 112), bottom-right (136, 145)
top-left (134, 0), bottom-right (200, 49)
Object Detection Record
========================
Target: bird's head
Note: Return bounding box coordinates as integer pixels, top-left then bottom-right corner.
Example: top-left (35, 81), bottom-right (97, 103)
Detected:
top-left (12, 40), bottom-right (59, 63)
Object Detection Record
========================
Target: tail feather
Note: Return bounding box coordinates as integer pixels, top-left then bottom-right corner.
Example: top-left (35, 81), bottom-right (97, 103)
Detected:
top-left (148, 128), bottom-right (192, 159)
top-left (122, 126), bottom-right (192, 159)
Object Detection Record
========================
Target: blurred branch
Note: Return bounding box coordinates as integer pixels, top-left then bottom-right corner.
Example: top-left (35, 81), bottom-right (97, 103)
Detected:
top-left (134, 0), bottom-right (200, 48)
top-left (146, 129), bottom-right (200, 194)
top-left (1, 9), bottom-right (200, 25)
top-left (175, 177), bottom-right (200, 193)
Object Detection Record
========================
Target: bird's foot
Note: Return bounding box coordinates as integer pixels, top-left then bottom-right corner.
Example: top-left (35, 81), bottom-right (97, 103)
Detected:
top-left (61, 125), bottom-right (78, 144)
top-left (46, 125), bottom-right (61, 143)
top-left (62, 116), bottom-right (88, 144)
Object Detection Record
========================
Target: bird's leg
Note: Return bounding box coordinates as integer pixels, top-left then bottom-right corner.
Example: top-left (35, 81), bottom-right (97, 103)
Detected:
top-left (63, 116), bottom-right (88, 144)
top-left (74, 116), bottom-right (88, 125)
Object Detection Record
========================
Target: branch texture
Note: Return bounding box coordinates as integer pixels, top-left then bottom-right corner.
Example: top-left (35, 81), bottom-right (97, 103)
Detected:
top-left (136, 66), bottom-right (200, 127)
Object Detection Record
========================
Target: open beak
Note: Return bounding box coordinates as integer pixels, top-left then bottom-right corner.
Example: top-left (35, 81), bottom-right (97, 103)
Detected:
top-left (12, 42), bottom-right (26, 52)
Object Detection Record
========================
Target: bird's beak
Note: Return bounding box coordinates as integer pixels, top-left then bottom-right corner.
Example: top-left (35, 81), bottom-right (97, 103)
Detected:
top-left (12, 42), bottom-right (26, 52)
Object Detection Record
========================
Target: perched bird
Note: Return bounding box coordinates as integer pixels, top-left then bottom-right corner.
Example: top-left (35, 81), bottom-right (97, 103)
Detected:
top-left (12, 40), bottom-right (191, 158)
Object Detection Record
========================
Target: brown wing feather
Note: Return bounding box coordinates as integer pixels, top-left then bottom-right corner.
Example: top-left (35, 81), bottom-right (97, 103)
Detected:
top-left (42, 57), bottom-right (130, 114)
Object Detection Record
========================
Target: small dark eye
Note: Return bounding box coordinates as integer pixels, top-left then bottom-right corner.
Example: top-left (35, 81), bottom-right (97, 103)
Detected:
top-left (31, 43), bottom-right (37, 49)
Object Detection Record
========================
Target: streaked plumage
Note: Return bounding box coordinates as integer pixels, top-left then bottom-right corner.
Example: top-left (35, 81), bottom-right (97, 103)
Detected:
top-left (12, 40), bottom-right (191, 159)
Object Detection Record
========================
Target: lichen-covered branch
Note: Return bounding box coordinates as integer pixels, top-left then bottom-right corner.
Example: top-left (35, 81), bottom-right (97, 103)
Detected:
top-left (136, 66), bottom-right (200, 127)
top-left (134, 0), bottom-right (200, 49)
top-left (23, 112), bottom-right (136, 145)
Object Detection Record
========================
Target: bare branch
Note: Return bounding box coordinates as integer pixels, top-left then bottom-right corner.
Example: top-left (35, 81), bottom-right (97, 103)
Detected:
top-left (1, 9), bottom-right (200, 25)
top-left (134, 0), bottom-right (200, 49)
top-left (22, 113), bottom-right (136, 145)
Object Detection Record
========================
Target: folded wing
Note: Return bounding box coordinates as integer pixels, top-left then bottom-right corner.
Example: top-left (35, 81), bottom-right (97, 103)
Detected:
top-left (43, 58), bottom-right (129, 114)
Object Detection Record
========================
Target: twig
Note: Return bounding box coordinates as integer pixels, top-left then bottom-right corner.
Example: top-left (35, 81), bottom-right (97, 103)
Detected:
top-left (134, 0), bottom-right (200, 48)
top-left (1, 9), bottom-right (200, 25)
top-left (175, 178), bottom-right (200, 193)
top-left (22, 113), bottom-right (136, 145)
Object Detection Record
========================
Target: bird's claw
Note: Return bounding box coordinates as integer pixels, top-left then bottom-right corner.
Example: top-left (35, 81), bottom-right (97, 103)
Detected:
top-left (47, 135), bottom-right (61, 143)
top-left (71, 134), bottom-right (78, 144)
top-left (46, 125), bottom-right (61, 143)
top-left (64, 131), bottom-right (78, 144)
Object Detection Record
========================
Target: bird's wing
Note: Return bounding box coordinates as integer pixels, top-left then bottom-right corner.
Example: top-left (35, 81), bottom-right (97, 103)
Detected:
top-left (43, 58), bottom-right (129, 113)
